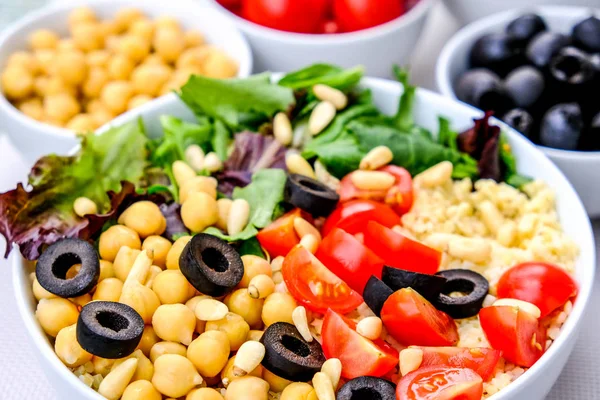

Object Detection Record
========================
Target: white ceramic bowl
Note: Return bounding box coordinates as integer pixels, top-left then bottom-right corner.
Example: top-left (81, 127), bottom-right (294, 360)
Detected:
top-left (436, 6), bottom-right (600, 218)
top-left (205, 0), bottom-right (433, 79)
top-left (0, 0), bottom-right (252, 164)
top-left (11, 77), bottom-right (596, 399)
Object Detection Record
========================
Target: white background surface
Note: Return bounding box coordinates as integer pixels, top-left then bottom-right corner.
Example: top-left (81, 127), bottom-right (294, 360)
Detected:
top-left (0, 1), bottom-right (599, 399)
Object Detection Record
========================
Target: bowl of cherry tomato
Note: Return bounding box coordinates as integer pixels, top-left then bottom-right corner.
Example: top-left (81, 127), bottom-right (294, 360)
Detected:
top-left (208, 0), bottom-right (434, 78)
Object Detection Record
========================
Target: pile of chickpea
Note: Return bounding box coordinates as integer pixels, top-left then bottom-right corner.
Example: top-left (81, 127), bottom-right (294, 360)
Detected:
top-left (1, 6), bottom-right (239, 132)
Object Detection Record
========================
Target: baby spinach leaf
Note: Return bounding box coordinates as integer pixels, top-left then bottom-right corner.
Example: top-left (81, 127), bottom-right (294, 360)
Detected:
top-left (278, 64), bottom-right (365, 91)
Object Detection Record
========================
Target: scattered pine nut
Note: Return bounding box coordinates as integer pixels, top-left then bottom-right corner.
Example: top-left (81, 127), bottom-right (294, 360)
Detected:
top-left (270, 256), bottom-right (284, 273)
top-left (203, 152), bottom-right (222, 173)
top-left (359, 146), bottom-right (393, 171)
top-left (321, 358), bottom-right (342, 389)
top-left (98, 358), bottom-right (138, 400)
top-left (216, 198), bottom-right (233, 231)
top-left (273, 112), bottom-right (293, 146)
top-left (399, 348), bottom-right (423, 376)
top-left (312, 372), bottom-right (335, 400)
top-left (313, 84), bottom-right (348, 110)
top-left (172, 160), bottom-right (196, 186)
top-left (233, 341), bottom-right (265, 377)
top-left (73, 196), bottom-right (98, 217)
top-left (314, 160), bottom-right (340, 191)
top-left (292, 306), bottom-right (313, 342)
top-left (248, 274), bottom-right (275, 299)
top-left (293, 217), bottom-right (322, 241)
top-left (351, 170), bottom-right (395, 190)
top-left (356, 316), bottom-right (383, 340)
top-left (414, 161), bottom-right (453, 188)
top-left (184, 145), bottom-right (205, 172)
top-left (309, 101), bottom-right (336, 136)
top-left (123, 249), bottom-right (154, 288)
top-left (272, 271), bottom-right (283, 285)
top-left (286, 153), bottom-right (316, 179)
top-left (299, 234), bottom-right (319, 254)
top-left (493, 298), bottom-right (541, 319)
top-left (227, 199), bottom-right (251, 236)
top-left (194, 299), bottom-right (229, 321)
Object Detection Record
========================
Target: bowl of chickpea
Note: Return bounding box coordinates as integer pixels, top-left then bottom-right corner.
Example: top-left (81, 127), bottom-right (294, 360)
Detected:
top-left (0, 0), bottom-right (252, 163)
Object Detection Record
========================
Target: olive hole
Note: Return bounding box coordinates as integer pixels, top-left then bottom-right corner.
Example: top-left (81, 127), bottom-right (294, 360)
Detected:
top-left (299, 178), bottom-right (326, 193)
top-left (282, 335), bottom-right (310, 357)
top-left (554, 56), bottom-right (581, 79)
top-left (442, 279), bottom-right (475, 296)
top-left (201, 247), bottom-right (228, 273)
top-left (52, 253), bottom-right (82, 280)
top-left (351, 388), bottom-right (383, 400)
top-left (97, 311), bottom-right (129, 333)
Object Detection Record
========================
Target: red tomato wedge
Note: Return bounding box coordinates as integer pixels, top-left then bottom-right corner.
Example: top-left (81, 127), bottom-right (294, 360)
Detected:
top-left (479, 306), bottom-right (546, 367)
top-left (497, 262), bottom-right (578, 318)
top-left (322, 199), bottom-right (401, 237)
top-left (416, 347), bottom-right (502, 382)
top-left (316, 228), bottom-right (384, 294)
top-left (339, 165), bottom-right (414, 216)
top-left (322, 309), bottom-right (399, 379)
top-left (381, 288), bottom-right (459, 346)
top-left (363, 221), bottom-right (441, 274)
top-left (397, 366), bottom-right (483, 400)
top-left (282, 245), bottom-right (363, 314)
top-left (257, 209), bottom-right (302, 258)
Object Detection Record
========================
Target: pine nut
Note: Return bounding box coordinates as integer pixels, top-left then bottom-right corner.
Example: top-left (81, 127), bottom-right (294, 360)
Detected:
top-left (294, 217), bottom-right (322, 241)
top-left (144, 265), bottom-right (162, 288)
top-left (172, 160), bottom-right (196, 186)
top-left (321, 358), bottom-right (342, 389)
top-left (216, 198), bottom-right (232, 231)
top-left (314, 160), bottom-right (340, 191)
top-left (185, 144), bottom-right (205, 172)
top-left (447, 237), bottom-right (491, 264)
top-left (351, 171), bottom-right (395, 190)
top-left (493, 298), bottom-right (541, 318)
top-left (399, 348), bottom-right (423, 376)
top-left (299, 234), bottom-right (319, 254)
top-left (73, 197), bottom-right (98, 217)
top-left (203, 152), bottom-right (223, 173)
top-left (415, 161), bottom-right (453, 188)
top-left (496, 221), bottom-right (517, 247)
top-left (195, 299), bottom-right (229, 321)
top-left (359, 146), bottom-right (393, 171)
top-left (123, 249), bottom-right (154, 288)
top-left (356, 316), bottom-right (382, 340)
top-left (313, 84), bottom-right (348, 110)
top-left (274, 112), bottom-right (293, 146)
top-left (270, 256), bottom-right (284, 273)
top-left (227, 199), bottom-right (251, 236)
top-left (482, 294), bottom-right (497, 308)
top-left (478, 201), bottom-right (503, 235)
top-left (292, 306), bottom-right (313, 342)
top-left (233, 341), bottom-right (265, 377)
top-left (286, 153), bottom-right (316, 179)
top-left (248, 274), bottom-right (275, 299)
top-left (309, 101), bottom-right (336, 136)
top-left (98, 358), bottom-right (138, 400)
top-left (313, 372), bottom-right (335, 400)
top-left (272, 271), bottom-right (283, 285)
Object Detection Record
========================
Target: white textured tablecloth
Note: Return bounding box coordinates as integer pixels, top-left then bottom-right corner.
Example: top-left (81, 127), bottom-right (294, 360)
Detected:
top-left (0, 1), bottom-right (599, 399)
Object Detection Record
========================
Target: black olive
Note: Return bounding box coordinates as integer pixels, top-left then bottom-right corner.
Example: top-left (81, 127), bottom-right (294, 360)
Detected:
top-left (363, 276), bottom-right (394, 317)
top-left (433, 269), bottom-right (489, 319)
top-left (469, 33), bottom-right (522, 76)
top-left (504, 66), bottom-right (545, 109)
top-left (579, 112), bottom-right (600, 151)
top-left (526, 32), bottom-right (571, 69)
top-left (502, 108), bottom-right (534, 137)
top-left (284, 173), bottom-right (339, 217)
top-left (381, 266), bottom-right (447, 303)
top-left (179, 234), bottom-right (244, 297)
top-left (506, 13), bottom-right (547, 46)
top-left (35, 238), bottom-right (100, 298)
top-left (260, 322), bottom-right (325, 381)
top-left (454, 69), bottom-right (513, 112)
top-left (550, 47), bottom-right (596, 85)
top-left (337, 376), bottom-right (396, 400)
top-left (572, 16), bottom-right (600, 52)
top-left (77, 301), bottom-right (144, 359)
top-left (539, 103), bottom-right (584, 150)
top-left (591, 54), bottom-right (600, 73)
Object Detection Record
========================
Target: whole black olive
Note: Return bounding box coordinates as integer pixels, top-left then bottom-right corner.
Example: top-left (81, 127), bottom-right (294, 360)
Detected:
top-left (506, 13), bottom-right (547, 46)
top-left (454, 69), bottom-right (513, 112)
top-left (572, 16), bottom-right (600, 52)
top-left (539, 103), bottom-right (584, 150)
top-left (526, 32), bottom-right (571, 69)
top-left (504, 66), bottom-right (545, 109)
top-left (502, 108), bottom-right (535, 137)
top-left (550, 47), bottom-right (596, 85)
top-left (469, 33), bottom-right (522, 76)
top-left (579, 112), bottom-right (600, 151)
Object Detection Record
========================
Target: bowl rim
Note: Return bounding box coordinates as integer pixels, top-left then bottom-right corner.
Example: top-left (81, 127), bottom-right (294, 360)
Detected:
top-left (208, 0), bottom-right (435, 44)
top-left (435, 4), bottom-right (600, 156)
top-left (0, 0), bottom-right (253, 141)
top-left (11, 76), bottom-right (597, 400)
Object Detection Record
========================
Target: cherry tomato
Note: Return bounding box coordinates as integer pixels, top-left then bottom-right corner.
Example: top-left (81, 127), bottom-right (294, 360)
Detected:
top-left (282, 245), bottom-right (363, 314)
top-left (242, 0), bottom-right (329, 33)
top-left (396, 366), bottom-right (483, 400)
top-left (363, 221), bottom-right (441, 274)
top-left (381, 288), bottom-right (459, 346)
top-left (479, 306), bottom-right (546, 367)
top-left (339, 166), bottom-right (414, 216)
top-left (416, 347), bottom-right (502, 382)
top-left (216, 0), bottom-right (242, 9)
top-left (334, 0), bottom-right (405, 32)
top-left (322, 199), bottom-right (401, 237)
top-left (322, 309), bottom-right (399, 379)
top-left (316, 228), bottom-right (384, 294)
top-left (257, 209), bottom-right (303, 258)
top-left (497, 262), bottom-right (578, 318)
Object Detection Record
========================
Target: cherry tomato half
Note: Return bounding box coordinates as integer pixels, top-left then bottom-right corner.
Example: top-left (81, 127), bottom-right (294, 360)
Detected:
top-left (243, 0), bottom-right (329, 33)
top-left (322, 199), bottom-right (401, 237)
top-left (257, 209), bottom-right (303, 258)
top-left (396, 366), bottom-right (483, 400)
top-left (322, 309), bottom-right (399, 379)
top-left (334, 0), bottom-right (405, 32)
top-left (497, 262), bottom-right (578, 318)
top-left (417, 347), bottom-right (502, 382)
top-left (381, 288), bottom-right (459, 346)
top-left (282, 245), bottom-right (363, 314)
top-left (316, 228), bottom-right (384, 294)
top-left (479, 305), bottom-right (546, 368)
top-left (363, 221), bottom-right (441, 274)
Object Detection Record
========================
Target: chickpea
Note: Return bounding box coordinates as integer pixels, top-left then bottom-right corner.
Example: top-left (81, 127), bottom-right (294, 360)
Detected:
top-left (166, 235), bottom-right (192, 270)
top-left (155, 16), bottom-right (182, 32)
top-left (114, 8), bottom-right (145, 32)
top-left (176, 46), bottom-right (210, 70)
top-left (224, 289), bottom-right (264, 329)
top-left (113, 246), bottom-right (142, 282)
top-left (135, 325), bottom-right (159, 357)
top-left (7, 51), bottom-right (38, 74)
top-left (66, 114), bottom-right (98, 132)
top-left (99, 225), bottom-right (141, 261)
top-left (153, 28), bottom-right (185, 63)
top-left (152, 270), bottom-right (193, 304)
top-left (122, 380), bottom-right (161, 400)
top-left (185, 296), bottom-right (209, 334)
top-left (205, 312), bottom-right (249, 351)
top-left (144, 265), bottom-right (162, 288)
top-left (159, 80), bottom-right (181, 96)
top-left (221, 355), bottom-right (262, 387)
top-left (107, 54), bottom-right (135, 80)
top-left (153, 354), bottom-right (203, 398)
top-left (246, 330), bottom-right (264, 342)
top-left (33, 49), bottom-right (55, 75)
top-left (99, 260), bottom-right (115, 281)
top-left (172, 66), bottom-right (203, 86)
top-left (127, 94), bottom-right (153, 110)
top-left (152, 304), bottom-right (196, 345)
top-left (131, 64), bottom-right (171, 96)
top-left (184, 30), bottom-right (205, 48)
top-left (118, 201), bottom-right (166, 239)
top-left (56, 39), bottom-right (78, 52)
top-left (35, 298), bottom-right (79, 337)
top-left (187, 387), bottom-right (224, 400)
top-left (93, 356), bottom-right (116, 376)
top-left (44, 76), bottom-right (77, 97)
top-left (43, 93), bottom-right (80, 124)
top-left (225, 376), bottom-right (269, 400)
top-left (141, 236), bottom-right (171, 268)
top-left (92, 108), bottom-right (115, 127)
top-left (129, 19), bottom-right (155, 41)
top-left (55, 324), bottom-right (93, 368)
top-left (117, 35), bottom-right (151, 63)
top-left (239, 255), bottom-right (272, 288)
top-left (29, 29), bottom-right (59, 50)
top-left (92, 277), bottom-right (124, 302)
top-left (33, 76), bottom-right (49, 97)
top-left (82, 67), bottom-right (109, 98)
top-left (111, 349), bottom-right (153, 382)
top-left (281, 382), bottom-right (315, 400)
top-left (70, 293), bottom-right (92, 307)
top-left (55, 50), bottom-right (88, 86)
top-left (263, 369), bottom-right (293, 393)
top-left (68, 7), bottom-right (97, 29)
top-left (18, 98), bottom-right (44, 121)
top-left (120, 283), bottom-right (161, 325)
top-left (72, 23), bottom-right (105, 52)
top-left (262, 293), bottom-right (297, 327)
top-left (179, 176), bottom-right (217, 204)
top-left (142, 53), bottom-right (166, 66)
top-left (149, 341), bottom-right (187, 364)
top-left (203, 49), bottom-right (238, 79)
top-left (101, 80), bottom-right (134, 114)
top-left (87, 49), bottom-right (111, 68)
top-left (187, 330), bottom-right (230, 378)
top-left (2, 67), bottom-right (34, 100)
top-left (32, 277), bottom-right (56, 301)
top-left (181, 191), bottom-right (218, 232)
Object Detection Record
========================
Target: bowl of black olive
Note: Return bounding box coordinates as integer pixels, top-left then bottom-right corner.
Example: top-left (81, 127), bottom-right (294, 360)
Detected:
top-left (436, 6), bottom-right (600, 218)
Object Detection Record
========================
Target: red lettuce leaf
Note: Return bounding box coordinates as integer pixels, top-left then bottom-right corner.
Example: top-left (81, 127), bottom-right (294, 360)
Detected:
top-left (457, 112), bottom-right (502, 181)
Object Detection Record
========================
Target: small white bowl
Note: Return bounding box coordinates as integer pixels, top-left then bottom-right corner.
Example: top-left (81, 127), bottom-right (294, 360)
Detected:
top-left (206, 0), bottom-right (434, 79)
top-left (436, 6), bottom-right (600, 218)
top-left (0, 0), bottom-right (252, 164)
top-left (12, 77), bottom-right (596, 400)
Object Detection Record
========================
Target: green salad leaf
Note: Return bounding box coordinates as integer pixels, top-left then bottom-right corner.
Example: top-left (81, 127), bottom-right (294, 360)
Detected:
top-left (499, 134), bottom-right (533, 188)
top-left (278, 64), bottom-right (365, 91)
top-left (393, 65), bottom-right (416, 131)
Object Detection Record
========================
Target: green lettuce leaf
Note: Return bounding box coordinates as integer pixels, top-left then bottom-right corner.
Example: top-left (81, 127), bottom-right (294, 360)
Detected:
top-left (393, 65), bottom-right (416, 131)
top-left (278, 64), bottom-right (365, 91)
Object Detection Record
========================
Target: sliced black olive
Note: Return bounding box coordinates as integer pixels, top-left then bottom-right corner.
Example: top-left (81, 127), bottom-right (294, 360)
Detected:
top-left (502, 108), bottom-right (534, 137)
top-left (572, 16), bottom-right (600, 52)
top-left (180, 234), bottom-right (244, 297)
top-left (550, 47), bottom-right (596, 85)
top-left (382, 266), bottom-right (447, 303)
top-left (454, 69), bottom-right (513, 113)
top-left (469, 33), bottom-right (521, 76)
top-left (35, 238), bottom-right (100, 298)
top-left (77, 301), bottom-right (144, 359)
top-left (260, 322), bottom-right (325, 381)
top-left (363, 276), bottom-right (394, 317)
top-left (539, 103), bottom-right (584, 150)
top-left (526, 32), bottom-right (571, 69)
top-left (284, 173), bottom-right (339, 217)
top-left (504, 66), bottom-right (545, 109)
top-left (337, 376), bottom-right (396, 400)
top-left (434, 269), bottom-right (489, 319)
